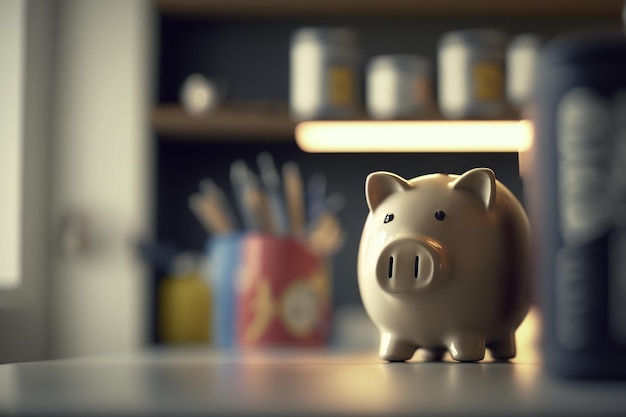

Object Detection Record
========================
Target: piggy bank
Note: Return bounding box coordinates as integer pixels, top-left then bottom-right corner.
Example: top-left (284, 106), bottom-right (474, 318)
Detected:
top-left (357, 168), bottom-right (530, 362)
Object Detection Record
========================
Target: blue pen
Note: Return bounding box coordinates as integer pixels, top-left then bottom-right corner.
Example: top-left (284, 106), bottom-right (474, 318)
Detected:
top-left (307, 173), bottom-right (326, 226)
top-left (324, 191), bottom-right (346, 215)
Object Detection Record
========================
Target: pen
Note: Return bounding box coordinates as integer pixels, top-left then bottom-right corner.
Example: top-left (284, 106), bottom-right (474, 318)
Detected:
top-left (282, 161), bottom-right (306, 238)
top-left (188, 192), bottom-right (233, 235)
top-left (257, 152), bottom-right (289, 235)
top-left (231, 160), bottom-right (273, 233)
top-left (307, 173), bottom-right (326, 226)
top-left (199, 178), bottom-right (239, 232)
top-left (306, 191), bottom-right (346, 256)
top-left (243, 173), bottom-right (274, 234)
top-left (324, 191), bottom-right (346, 215)
top-left (307, 212), bottom-right (346, 257)
top-left (230, 160), bottom-right (258, 231)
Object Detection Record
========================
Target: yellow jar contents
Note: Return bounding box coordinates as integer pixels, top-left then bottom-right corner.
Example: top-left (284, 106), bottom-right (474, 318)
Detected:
top-left (159, 269), bottom-right (211, 344)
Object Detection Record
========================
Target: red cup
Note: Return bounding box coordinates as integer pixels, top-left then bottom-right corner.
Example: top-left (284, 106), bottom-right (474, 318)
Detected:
top-left (236, 234), bottom-right (330, 347)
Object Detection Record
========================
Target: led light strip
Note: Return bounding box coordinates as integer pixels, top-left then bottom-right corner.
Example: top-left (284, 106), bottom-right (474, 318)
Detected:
top-left (295, 120), bottom-right (533, 153)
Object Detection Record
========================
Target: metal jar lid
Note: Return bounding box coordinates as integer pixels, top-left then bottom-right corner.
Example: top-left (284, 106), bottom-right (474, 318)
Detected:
top-left (291, 27), bottom-right (357, 46)
top-left (439, 29), bottom-right (508, 47)
top-left (368, 54), bottom-right (431, 74)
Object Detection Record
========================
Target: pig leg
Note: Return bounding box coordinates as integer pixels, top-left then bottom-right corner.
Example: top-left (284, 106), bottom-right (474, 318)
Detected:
top-left (379, 332), bottom-right (416, 362)
top-left (446, 334), bottom-right (486, 362)
top-left (420, 347), bottom-right (447, 362)
top-left (487, 332), bottom-right (516, 360)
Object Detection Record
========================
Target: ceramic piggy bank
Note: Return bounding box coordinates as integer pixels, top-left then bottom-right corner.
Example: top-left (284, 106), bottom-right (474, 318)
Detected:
top-left (357, 168), bottom-right (530, 362)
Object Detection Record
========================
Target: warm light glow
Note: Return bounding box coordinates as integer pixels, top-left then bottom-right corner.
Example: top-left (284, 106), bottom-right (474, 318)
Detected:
top-left (513, 307), bottom-right (542, 365)
top-left (295, 120), bottom-right (533, 153)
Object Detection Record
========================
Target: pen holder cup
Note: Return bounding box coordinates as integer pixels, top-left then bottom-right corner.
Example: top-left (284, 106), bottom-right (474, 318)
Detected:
top-left (236, 234), bottom-right (331, 347)
top-left (206, 233), bottom-right (244, 348)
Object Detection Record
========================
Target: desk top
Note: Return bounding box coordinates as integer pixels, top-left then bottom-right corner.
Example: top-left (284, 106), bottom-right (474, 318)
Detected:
top-left (0, 349), bottom-right (625, 417)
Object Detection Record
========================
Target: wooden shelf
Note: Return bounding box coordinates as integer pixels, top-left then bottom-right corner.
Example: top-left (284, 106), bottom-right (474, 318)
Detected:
top-left (155, 0), bottom-right (624, 19)
top-left (152, 102), bottom-right (523, 143)
top-left (152, 103), bottom-right (296, 141)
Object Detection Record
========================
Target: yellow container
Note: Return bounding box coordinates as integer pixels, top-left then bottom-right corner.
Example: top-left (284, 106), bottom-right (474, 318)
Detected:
top-left (158, 271), bottom-right (211, 344)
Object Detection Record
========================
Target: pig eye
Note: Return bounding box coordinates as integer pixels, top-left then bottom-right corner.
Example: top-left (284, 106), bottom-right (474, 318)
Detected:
top-left (434, 210), bottom-right (446, 221)
top-left (384, 213), bottom-right (394, 224)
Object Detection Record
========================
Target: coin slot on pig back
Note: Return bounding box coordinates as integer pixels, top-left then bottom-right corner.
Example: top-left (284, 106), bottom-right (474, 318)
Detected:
top-left (415, 256), bottom-right (419, 278)
top-left (388, 256), bottom-right (394, 278)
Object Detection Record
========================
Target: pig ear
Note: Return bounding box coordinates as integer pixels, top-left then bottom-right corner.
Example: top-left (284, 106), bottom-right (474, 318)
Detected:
top-left (365, 171), bottom-right (412, 212)
top-left (451, 168), bottom-right (496, 210)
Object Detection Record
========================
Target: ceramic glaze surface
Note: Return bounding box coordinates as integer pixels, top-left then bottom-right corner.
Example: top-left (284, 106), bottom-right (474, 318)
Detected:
top-left (357, 168), bottom-right (530, 362)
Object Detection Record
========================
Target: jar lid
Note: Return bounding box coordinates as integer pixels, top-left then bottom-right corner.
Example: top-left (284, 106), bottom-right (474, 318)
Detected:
top-left (440, 29), bottom-right (507, 47)
top-left (368, 54), bottom-right (431, 73)
top-left (509, 33), bottom-right (542, 50)
top-left (292, 27), bottom-right (357, 45)
top-left (539, 31), bottom-right (626, 69)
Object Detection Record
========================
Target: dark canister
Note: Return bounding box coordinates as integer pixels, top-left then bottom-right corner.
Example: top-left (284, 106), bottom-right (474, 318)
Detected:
top-left (526, 32), bottom-right (626, 379)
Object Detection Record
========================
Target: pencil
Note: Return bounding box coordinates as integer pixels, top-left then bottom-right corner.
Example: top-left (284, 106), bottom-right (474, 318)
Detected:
top-left (282, 161), bottom-right (306, 238)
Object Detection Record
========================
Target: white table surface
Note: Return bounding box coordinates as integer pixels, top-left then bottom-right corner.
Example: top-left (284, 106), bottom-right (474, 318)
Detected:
top-left (0, 348), bottom-right (625, 417)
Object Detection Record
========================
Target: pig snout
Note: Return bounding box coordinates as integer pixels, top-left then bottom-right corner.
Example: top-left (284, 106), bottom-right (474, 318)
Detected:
top-left (375, 235), bottom-right (449, 294)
